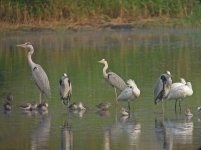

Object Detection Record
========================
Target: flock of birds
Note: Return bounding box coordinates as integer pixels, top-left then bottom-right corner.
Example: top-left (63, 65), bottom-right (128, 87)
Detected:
top-left (2, 42), bottom-right (200, 117)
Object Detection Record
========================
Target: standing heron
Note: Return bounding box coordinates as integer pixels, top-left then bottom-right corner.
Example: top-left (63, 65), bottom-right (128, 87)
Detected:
top-left (16, 42), bottom-right (51, 104)
top-left (154, 71), bottom-right (172, 105)
top-left (59, 73), bottom-right (72, 106)
top-left (98, 59), bottom-right (127, 102)
top-left (117, 79), bottom-right (140, 113)
top-left (167, 80), bottom-right (193, 113)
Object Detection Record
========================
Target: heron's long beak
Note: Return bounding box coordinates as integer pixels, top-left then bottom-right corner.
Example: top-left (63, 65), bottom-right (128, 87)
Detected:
top-left (16, 43), bottom-right (26, 48)
top-left (98, 60), bottom-right (102, 63)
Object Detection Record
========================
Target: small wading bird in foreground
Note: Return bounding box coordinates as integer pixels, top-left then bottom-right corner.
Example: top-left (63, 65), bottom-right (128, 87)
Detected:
top-left (117, 79), bottom-right (140, 114)
top-left (154, 71), bottom-right (172, 112)
top-left (96, 102), bottom-right (111, 111)
top-left (120, 107), bottom-right (129, 116)
top-left (19, 102), bottom-right (38, 111)
top-left (59, 73), bottom-right (72, 106)
top-left (68, 102), bottom-right (86, 111)
top-left (16, 42), bottom-right (51, 104)
top-left (167, 78), bottom-right (193, 113)
top-left (98, 59), bottom-right (126, 103)
top-left (3, 93), bottom-right (13, 112)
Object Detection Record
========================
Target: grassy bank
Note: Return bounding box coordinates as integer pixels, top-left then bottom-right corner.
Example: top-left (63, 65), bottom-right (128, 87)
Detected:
top-left (0, 0), bottom-right (201, 30)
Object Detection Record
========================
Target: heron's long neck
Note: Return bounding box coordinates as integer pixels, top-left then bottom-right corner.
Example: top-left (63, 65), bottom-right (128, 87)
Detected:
top-left (103, 62), bottom-right (108, 78)
top-left (27, 48), bottom-right (35, 69)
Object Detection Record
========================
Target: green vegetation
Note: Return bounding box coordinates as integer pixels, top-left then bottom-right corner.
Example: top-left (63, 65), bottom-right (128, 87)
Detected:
top-left (0, 0), bottom-right (201, 27)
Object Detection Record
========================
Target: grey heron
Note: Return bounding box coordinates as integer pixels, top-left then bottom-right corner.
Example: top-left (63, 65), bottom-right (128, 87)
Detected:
top-left (16, 42), bottom-right (51, 104)
top-left (117, 79), bottom-right (140, 113)
top-left (98, 59), bottom-right (126, 102)
top-left (167, 81), bottom-right (193, 112)
top-left (96, 102), bottom-right (111, 111)
top-left (59, 73), bottom-right (72, 106)
top-left (154, 71), bottom-right (172, 105)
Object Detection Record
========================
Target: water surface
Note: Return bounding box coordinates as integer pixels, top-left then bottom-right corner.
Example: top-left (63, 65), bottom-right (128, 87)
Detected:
top-left (0, 28), bottom-right (201, 150)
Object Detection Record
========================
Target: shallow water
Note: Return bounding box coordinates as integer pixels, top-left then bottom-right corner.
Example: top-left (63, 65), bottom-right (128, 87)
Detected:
top-left (0, 28), bottom-right (201, 150)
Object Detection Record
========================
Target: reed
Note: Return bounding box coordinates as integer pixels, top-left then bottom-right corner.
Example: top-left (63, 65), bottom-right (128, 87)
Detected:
top-left (0, 0), bottom-right (200, 25)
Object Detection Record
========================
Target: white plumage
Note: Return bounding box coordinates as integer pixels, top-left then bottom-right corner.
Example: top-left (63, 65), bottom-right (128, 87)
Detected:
top-left (167, 82), bottom-right (193, 100)
top-left (167, 78), bottom-right (193, 112)
top-left (117, 79), bottom-right (140, 113)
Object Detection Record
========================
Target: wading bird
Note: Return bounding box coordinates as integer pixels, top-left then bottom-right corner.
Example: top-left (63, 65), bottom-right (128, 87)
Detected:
top-left (185, 108), bottom-right (193, 117)
top-left (19, 103), bottom-right (32, 111)
top-left (167, 80), bottom-right (193, 112)
top-left (37, 101), bottom-right (48, 111)
top-left (16, 42), bottom-right (51, 104)
top-left (154, 71), bottom-right (172, 105)
top-left (96, 102), bottom-right (111, 111)
top-left (98, 59), bottom-right (126, 102)
top-left (59, 73), bottom-right (72, 106)
top-left (117, 79), bottom-right (140, 113)
top-left (3, 93), bottom-right (13, 112)
top-left (120, 107), bottom-right (129, 116)
top-left (68, 102), bottom-right (86, 111)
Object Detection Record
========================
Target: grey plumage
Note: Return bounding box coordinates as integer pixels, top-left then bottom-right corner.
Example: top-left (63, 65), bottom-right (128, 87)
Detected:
top-left (98, 59), bottom-right (126, 101)
top-left (16, 42), bottom-right (51, 103)
top-left (107, 72), bottom-right (127, 91)
top-left (154, 71), bottom-right (172, 104)
top-left (59, 73), bottom-right (72, 106)
top-left (32, 65), bottom-right (51, 98)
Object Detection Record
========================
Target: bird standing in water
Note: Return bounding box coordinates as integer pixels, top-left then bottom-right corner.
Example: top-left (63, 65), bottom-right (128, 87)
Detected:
top-left (117, 79), bottom-right (140, 113)
top-left (59, 73), bottom-right (72, 106)
top-left (154, 71), bottom-right (172, 105)
top-left (167, 80), bottom-right (193, 113)
top-left (3, 93), bottom-right (13, 112)
top-left (16, 42), bottom-right (51, 104)
top-left (98, 59), bottom-right (126, 103)
top-left (96, 102), bottom-right (111, 111)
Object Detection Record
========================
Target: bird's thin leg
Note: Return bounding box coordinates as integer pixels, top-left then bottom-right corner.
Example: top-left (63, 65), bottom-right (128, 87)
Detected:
top-left (114, 87), bottom-right (118, 103)
top-left (162, 99), bottom-right (164, 114)
top-left (39, 92), bottom-right (42, 104)
top-left (175, 99), bottom-right (177, 113)
top-left (179, 99), bottom-right (181, 113)
top-left (128, 101), bottom-right (131, 113)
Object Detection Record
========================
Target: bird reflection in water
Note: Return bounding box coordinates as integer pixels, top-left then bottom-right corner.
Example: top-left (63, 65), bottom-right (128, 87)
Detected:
top-left (155, 116), bottom-right (193, 150)
top-left (108, 115), bottom-right (141, 149)
top-left (96, 110), bottom-right (111, 117)
top-left (61, 122), bottom-right (73, 150)
top-left (68, 109), bottom-right (86, 118)
top-left (31, 114), bottom-right (51, 150)
top-left (103, 129), bottom-right (110, 150)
